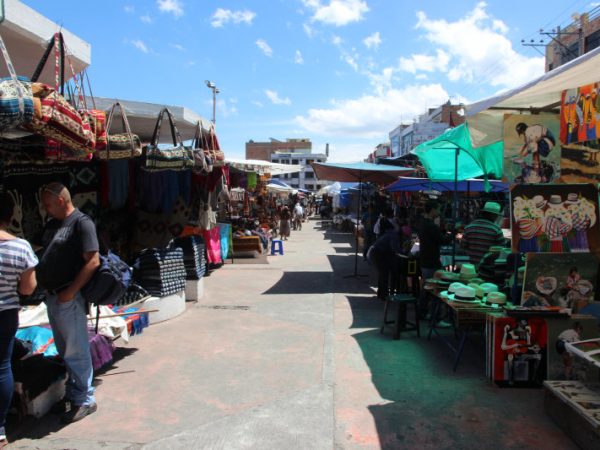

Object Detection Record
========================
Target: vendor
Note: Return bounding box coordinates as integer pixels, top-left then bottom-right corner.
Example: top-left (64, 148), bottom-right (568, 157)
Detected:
top-left (461, 201), bottom-right (506, 267)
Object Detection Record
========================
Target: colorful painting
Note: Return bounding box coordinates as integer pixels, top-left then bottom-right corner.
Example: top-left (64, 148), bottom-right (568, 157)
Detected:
top-left (490, 316), bottom-right (547, 386)
top-left (510, 183), bottom-right (600, 253)
top-left (559, 83), bottom-right (600, 145)
top-left (522, 253), bottom-right (599, 312)
top-left (545, 316), bottom-right (599, 381)
top-left (559, 141), bottom-right (600, 184)
top-left (503, 114), bottom-right (561, 184)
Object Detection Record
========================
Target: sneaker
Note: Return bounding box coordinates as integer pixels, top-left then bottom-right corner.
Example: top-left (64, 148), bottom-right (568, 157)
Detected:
top-left (435, 320), bottom-right (453, 329)
top-left (61, 402), bottom-right (97, 424)
top-left (50, 398), bottom-right (71, 414)
top-left (0, 437), bottom-right (8, 449)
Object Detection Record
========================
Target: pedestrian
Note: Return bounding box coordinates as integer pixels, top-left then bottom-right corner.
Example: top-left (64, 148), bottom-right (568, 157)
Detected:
top-left (279, 205), bottom-right (291, 240)
top-left (362, 204), bottom-right (376, 261)
top-left (0, 193), bottom-right (38, 448)
top-left (461, 201), bottom-right (506, 267)
top-left (37, 182), bottom-right (100, 423)
top-left (293, 202), bottom-right (303, 231)
top-left (367, 228), bottom-right (404, 300)
top-left (373, 207), bottom-right (397, 238)
top-left (416, 200), bottom-right (453, 318)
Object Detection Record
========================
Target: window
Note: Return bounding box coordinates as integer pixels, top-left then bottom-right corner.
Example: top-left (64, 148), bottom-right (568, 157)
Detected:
top-left (305, 184), bottom-right (314, 190)
top-left (305, 172), bottom-right (314, 179)
top-left (292, 159), bottom-right (299, 164)
top-left (291, 172), bottom-right (299, 178)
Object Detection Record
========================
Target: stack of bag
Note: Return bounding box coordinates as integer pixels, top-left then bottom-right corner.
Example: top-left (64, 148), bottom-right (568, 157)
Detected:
top-left (132, 247), bottom-right (186, 297)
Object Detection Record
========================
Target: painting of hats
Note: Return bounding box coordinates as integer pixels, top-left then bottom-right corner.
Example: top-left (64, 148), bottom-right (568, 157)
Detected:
top-left (510, 183), bottom-right (600, 253)
top-left (503, 113), bottom-right (560, 185)
top-left (523, 252), bottom-right (600, 312)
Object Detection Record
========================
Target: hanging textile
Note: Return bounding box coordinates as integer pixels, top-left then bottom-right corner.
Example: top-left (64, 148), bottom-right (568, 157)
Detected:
top-left (247, 172), bottom-right (257, 190)
top-left (218, 223), bottom-right (231, 260)
top-left (202, 227), bottom-right (222, 264)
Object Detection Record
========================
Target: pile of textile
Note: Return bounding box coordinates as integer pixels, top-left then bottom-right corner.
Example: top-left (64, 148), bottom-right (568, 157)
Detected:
top-left (133, 247), bottom-right (186, 296)
top-left (171, 235), bottom-right (207, 280)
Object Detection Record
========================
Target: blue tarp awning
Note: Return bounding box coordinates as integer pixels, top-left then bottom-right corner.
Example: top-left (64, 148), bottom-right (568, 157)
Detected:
top-left (385, 177), bottom-right (508, 193)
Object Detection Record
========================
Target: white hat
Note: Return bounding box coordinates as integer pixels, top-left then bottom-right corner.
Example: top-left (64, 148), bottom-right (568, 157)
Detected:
top-left (460, 263), bottom-right (477, 280)
top-left (448, 286), bottom-right (478, 302)
top-left (486, 292), bottom-right (507, 305)
top-left (475, 283), bottom-right (499, 299)
top-left (440, 282), bottom-right (467, 299)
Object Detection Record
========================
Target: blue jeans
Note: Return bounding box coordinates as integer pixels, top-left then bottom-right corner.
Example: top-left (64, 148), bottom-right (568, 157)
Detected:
top-left (46, 293), bottom-right (95, 407)
top-left (0, 308), bottom-right (18, 438)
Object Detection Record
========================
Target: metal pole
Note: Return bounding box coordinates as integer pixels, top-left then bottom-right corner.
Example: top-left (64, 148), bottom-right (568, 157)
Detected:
top-left (452, 147), bottom-right (459, 269)
top-left (212, 88), bottom-right (216, 125)
top-left (354, 179), bottom-right (363, 277)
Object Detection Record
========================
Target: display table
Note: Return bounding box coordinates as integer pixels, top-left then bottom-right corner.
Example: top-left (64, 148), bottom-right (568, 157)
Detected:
top-left (427, 286), bottom-right (498, 371)
top-left (232, 235), bottom-right (263, 256)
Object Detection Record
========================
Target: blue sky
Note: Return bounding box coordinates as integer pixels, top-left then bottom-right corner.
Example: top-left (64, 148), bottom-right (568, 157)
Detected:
top-left (22, 0), bottom-right (597, 161)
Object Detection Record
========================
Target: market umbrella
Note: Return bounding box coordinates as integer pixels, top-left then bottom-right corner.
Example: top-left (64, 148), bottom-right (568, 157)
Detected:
top-left (410, 124), bottom-right (503, 266)
top-left (385, 177), bottom-right (508, 193)
top-left (312, 161), bottom-right (413, 277)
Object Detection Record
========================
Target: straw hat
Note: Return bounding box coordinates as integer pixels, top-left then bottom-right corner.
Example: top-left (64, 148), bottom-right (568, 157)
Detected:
top-left (459, 263), bottom-right (477, 280)
top-left (475, 282), bottom-right (499, 299)
top-left (440, 282), bottom-right (467, 299)
top-left (486, 291), bottom-right (507, 305)
top-left (441, 272), bottom-right (461, 283)
top-left (469, 277), bottom-right (485, 285)
top-left (448, 286), bottom-right (478, 303)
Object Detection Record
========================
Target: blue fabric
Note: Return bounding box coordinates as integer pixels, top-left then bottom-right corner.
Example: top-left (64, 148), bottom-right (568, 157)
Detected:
top-left (219, 223), bottom-right (231, 260)
top-left (385, 177), bottom-right (508, 193)
top-left (15, 326), bottom-right (57, 356)
top-left (0, 309), bottom-right (18, 437)
top-left (108, 159), bottom-right (129, 209)
top-left (46, 293), bottom-right (95, 407)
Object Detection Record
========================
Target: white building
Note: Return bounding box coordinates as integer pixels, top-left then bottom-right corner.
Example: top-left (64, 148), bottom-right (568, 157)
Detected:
top-left (271, 150), bottom-right (328, 192)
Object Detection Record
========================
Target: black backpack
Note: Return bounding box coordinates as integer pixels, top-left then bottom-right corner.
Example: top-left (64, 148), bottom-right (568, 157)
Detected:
top-left (81, 251), bottom-right (131, 306)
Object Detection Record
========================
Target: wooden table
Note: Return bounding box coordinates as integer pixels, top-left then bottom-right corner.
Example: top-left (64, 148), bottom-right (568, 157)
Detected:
top-left (426, 285), bottom-right (498, 371)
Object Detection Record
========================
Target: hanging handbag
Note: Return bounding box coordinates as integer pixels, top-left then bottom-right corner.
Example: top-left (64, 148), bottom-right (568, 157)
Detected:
top-left (191, 121), bottom-right (211, 173)
top-left (143, 107), bottom-right (194, 171)
top-left (27, 33), bottom-right (95, 155)
top-left (205, 125), bottom-right (225, 165)
top-left (97, 101), bottom-right (142, 159)
top-left (0, 33), bottom-right (34, 131)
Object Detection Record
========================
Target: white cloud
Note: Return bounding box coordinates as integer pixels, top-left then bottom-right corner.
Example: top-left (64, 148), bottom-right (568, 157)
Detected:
top-left (170, 43), bottom-right (185, 51)
top-left (217, 98), bottom-right (238, 117)
top-left (252, 100), bottom-right (264, 108)
top-left (140, 14), bottom-right (153, 24)
top-left (124, 5), bottom-right (134, 13)
top-left (184, 60), bottom-right (196, 68)
top-left (331, 35), bottom-right (342, 45)
top-left (295, 50), bottom-right (304, 64)
top-left (265, 89), bottom-right (291, 105)
top-left (367, 66), bottom-right (394, 95)
top-left (295, 84), bottom-right (449, 138)
top-left (363, 31), bottom-right (381, 50)
top-left (211, 8), bottom-right (256, 28)
top-left (414, 2), bottom-right (544, 88)
top-left (129, 39), bottom-right (149, 54)
top-left (398, 49), bottom-right (450, 74)
top-left (302, 0), bottom-right (369, 27)
top-left (256, 39), bottom-right (273, 57)
top-left (157, 0), bottom-right (184, 17)
top-left (342, 53), bottom-right (358, 71)
top-left (303, 23), bottom-right (316, 38)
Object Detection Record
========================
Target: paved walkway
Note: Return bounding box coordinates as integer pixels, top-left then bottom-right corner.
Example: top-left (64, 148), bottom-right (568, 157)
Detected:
top-left (9, 220), bottom-right (576, 449)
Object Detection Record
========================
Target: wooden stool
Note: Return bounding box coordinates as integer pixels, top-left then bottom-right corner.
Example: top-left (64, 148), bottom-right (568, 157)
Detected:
top-left (270, 239), bottom-right (284, 255)
top-left (380, 293), bottom-right (420, 340)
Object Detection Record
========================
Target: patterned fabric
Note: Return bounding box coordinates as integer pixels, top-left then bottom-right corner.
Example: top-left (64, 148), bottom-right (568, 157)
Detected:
top-left (171, 235), bottom-right (207, 280)
top-left (97, 102), bottom-right (142, 159)
top-left (143, 108), bottom-right (194, 171)
top-left (132, 247), bottom-right (186, 297)
top-left (462, 219), bottom-right (506, 266)
top-left (0, 33), bottom-right (34, 130)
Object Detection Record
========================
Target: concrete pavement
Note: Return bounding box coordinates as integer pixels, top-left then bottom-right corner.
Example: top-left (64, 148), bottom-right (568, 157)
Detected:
top-left (8, 220), bottom-right (575, 449)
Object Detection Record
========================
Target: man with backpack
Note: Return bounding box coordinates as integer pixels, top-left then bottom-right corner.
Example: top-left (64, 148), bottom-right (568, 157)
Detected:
top-left (37, 182), bottom-right (100, 423)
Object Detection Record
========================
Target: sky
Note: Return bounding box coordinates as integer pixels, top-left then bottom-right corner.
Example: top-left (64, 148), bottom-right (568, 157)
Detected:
top-left (20, 0), bottom-right (599, 162)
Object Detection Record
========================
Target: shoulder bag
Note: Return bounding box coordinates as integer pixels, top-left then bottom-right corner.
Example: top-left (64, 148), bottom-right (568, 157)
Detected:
top-left (97, 101), bottom-right (141, 159)
top-left (143, 107), bottom-right (194, 171)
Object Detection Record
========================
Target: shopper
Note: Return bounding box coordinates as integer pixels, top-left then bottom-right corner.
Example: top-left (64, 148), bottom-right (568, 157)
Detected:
top-left (293, 202), bottom-right (303, 231)
top-left (368, 228), bottom-right (403, 300)
top-left (279, 205), bottom-right (291, 240)
top-left (0, 193), bottom-right (38, 448)
top-left (416, 200), bottom-right (453, 317)
top-left (461, 201), bottom-right (506, 267)
top-left (37, 182), bottom-right (100, 424)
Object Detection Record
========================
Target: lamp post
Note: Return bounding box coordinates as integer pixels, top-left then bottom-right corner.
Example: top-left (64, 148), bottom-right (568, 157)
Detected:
top-left (205, 80), bottom-right (220, 125)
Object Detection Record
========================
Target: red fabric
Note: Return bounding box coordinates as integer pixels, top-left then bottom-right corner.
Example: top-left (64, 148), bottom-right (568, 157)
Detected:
top-left (202, 227), bottom-right (222, 264)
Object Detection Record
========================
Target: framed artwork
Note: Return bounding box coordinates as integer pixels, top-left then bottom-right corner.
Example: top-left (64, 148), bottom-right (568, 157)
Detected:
top-left (522, 253), bottom-right (599, 313)
top-left (545, 316), bottom-right (599, 381)
top-left (559, 83), bottom-right (600, 145)
top-left (490, 316), bottom-right (547, 386)
top-left (510, 183), bottom-right (600, 253)
top-left (503, 114), bottom-right (561, 184)
top-left (559, 140), bottom-right (600, 184)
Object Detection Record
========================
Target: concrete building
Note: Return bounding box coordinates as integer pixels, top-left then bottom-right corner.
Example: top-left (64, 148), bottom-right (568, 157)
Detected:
top-left (270, 148), bottom-right (328, 192)
top-left (246, 138), bottom-right (312, 161)
top-left (366, 142), bottom-right (391, 163)
top-left (545, 9), bottom-right (600, 72)
top-left (388, 101), bottom-right (464, 157)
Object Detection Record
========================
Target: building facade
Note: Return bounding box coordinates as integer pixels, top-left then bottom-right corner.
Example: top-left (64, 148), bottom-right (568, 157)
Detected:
top-left (270, 150), bottom-right (328, 192)
top-left (545, 10), bottom-right (600, 72)
top-left (245, 138), bottom-right (312, 161)
top-left (388, 101), bottom-right (464, 157)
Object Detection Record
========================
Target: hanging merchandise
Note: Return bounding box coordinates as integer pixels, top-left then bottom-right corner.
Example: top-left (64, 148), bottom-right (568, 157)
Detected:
top-left (0, 33), bottom-right (34, 131)
top-left (97, 102), bottom-right (142, 159)
top-left (190, 121), bottom-right (212, 174)
top-left (143, 107), bottom-right (194, 171)
top-left (27, 33), bottom-right (95, 157)
top-left (204, 125), bottom-right (225, 165)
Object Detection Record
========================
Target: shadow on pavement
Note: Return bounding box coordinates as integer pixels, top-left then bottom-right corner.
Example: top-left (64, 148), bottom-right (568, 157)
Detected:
top-left (262, 271), bottom-right (374, 295)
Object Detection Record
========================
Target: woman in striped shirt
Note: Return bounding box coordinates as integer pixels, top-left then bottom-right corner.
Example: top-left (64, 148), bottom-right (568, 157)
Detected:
top-left (0, 192), bottom-right (38, 448)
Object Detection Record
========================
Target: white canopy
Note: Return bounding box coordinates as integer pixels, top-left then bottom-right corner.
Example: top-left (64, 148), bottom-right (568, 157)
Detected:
top-left (316, 182), bottom-right (342, 196)
top-left (266, 183), bottom-right (293, 194)
top-left (465, 45), bottom-right (600, 147)
top-left (225, 158), bottom-right (304, 175)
